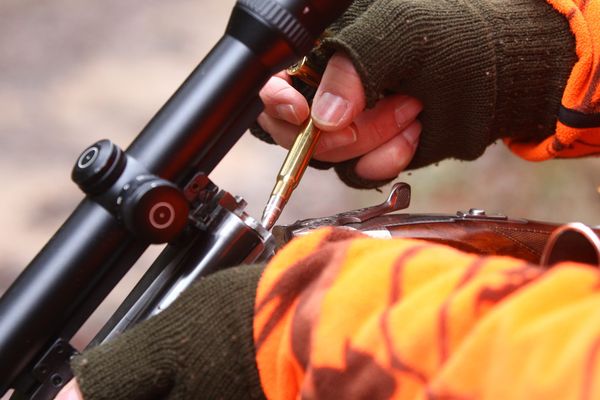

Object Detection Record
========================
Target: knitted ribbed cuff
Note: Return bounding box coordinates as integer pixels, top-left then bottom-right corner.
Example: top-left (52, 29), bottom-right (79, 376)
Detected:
top-left (72, 264), bottom-right (266, 400)
top-left (477, 0), bottom-right (576, 143)
top-left (334, 158), bottom-right (394, 189)
top-left (249, 123), bottom-right (276, 145)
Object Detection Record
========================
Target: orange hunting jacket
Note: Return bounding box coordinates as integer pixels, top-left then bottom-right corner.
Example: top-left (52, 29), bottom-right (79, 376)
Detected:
top-left (254, 228), bottom-right (600, 400)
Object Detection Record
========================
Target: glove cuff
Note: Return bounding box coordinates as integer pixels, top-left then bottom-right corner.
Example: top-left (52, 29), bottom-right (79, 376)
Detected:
top-left (334, 158), bottom-right (394, 189)
top-left (478, 0), bottom-right (577, 145)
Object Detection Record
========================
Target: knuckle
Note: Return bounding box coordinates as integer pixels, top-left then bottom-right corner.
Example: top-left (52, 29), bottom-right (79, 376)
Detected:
top-left (260, 77), bottom-right (295, 104)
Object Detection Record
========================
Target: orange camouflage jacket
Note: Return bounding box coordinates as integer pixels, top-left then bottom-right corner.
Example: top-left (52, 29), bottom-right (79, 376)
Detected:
top-left (255, 228), bottom-right (600, 399)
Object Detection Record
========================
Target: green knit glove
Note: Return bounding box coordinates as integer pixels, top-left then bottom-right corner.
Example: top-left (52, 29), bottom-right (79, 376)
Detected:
top-left (253, 0), bottom-right (577, 188)
top-left (324, 0), bottom-right (577, 172)
top-left (71, 265), bottom-right (265, 400)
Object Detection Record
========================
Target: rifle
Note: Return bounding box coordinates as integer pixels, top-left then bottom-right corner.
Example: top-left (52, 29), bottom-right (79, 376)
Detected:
top-left (1, 1), bottom-right (599, 400)
top-left (0, 1), bottom-right (353, 398)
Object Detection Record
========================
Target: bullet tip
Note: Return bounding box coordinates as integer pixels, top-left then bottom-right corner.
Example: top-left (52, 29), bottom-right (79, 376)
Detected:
top-left (261, 195), bottom-right (286, 230)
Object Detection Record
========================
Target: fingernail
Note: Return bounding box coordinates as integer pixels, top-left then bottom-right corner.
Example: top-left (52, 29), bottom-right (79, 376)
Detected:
top-left (275, 104), bottom-right (301, 124)
top-left (402, 122), bottom-right (421, 146)
top-left (312, 92), bottom-right (350, 128)
top-left (394, 98), bottom-right (423, 128)
top-left (317, 125), bottom-right (357, 153)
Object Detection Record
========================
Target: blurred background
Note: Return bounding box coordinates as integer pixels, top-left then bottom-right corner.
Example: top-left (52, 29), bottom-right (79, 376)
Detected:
top-left (0, 0), bottom-right (598, 360)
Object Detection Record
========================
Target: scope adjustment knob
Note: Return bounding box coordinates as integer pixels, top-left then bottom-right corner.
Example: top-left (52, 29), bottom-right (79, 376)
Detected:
top-left (72, 139), bottom-right (127, 195)
top-left (118, 175), bottom-right (190, 244)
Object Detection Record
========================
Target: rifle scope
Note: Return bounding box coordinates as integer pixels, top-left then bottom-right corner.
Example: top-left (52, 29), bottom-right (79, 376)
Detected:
top-left (0, 0), bottom-right (352, 397)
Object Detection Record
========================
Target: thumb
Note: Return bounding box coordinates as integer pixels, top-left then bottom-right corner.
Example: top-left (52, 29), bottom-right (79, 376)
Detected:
top-left (311, 52), bottom-right (366, 131)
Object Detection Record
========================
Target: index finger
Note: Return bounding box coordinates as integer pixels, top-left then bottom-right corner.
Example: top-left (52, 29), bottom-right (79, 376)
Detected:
top-left (259, 71), bottom-right (310, 125)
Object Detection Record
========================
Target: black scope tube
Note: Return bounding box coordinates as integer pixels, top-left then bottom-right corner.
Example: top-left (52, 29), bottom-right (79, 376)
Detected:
top-left (0, 202), bottom-right (145, 393)
top-left (0, 0), bottom-right (352, 394)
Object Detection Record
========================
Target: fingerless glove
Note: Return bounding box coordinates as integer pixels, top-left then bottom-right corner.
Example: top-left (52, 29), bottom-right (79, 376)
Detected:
top-left (72, 265), bottom-right (265, 400)
top-left (253, 0), bottom-right (577, 188)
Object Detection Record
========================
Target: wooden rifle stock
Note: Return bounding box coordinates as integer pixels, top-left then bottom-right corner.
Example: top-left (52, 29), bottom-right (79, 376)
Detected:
top-left (375, 214), bottom-right (599, 264)
top-left (275, 183), bottom-right (600, 266)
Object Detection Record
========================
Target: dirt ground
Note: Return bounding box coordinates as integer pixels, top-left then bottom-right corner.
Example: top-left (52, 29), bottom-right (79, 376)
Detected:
top-left (0, 0), bottom-right (599, 377)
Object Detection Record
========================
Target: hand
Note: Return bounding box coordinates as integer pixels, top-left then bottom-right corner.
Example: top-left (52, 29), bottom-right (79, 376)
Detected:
top-left (257, 52), bottom-right (423, 182)
top-left (56, 379), bottom-right (83, 400)
top-left (256, 0), bottom-right (575, 174)
top-left (53, 265), bottom-right (264, 400)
